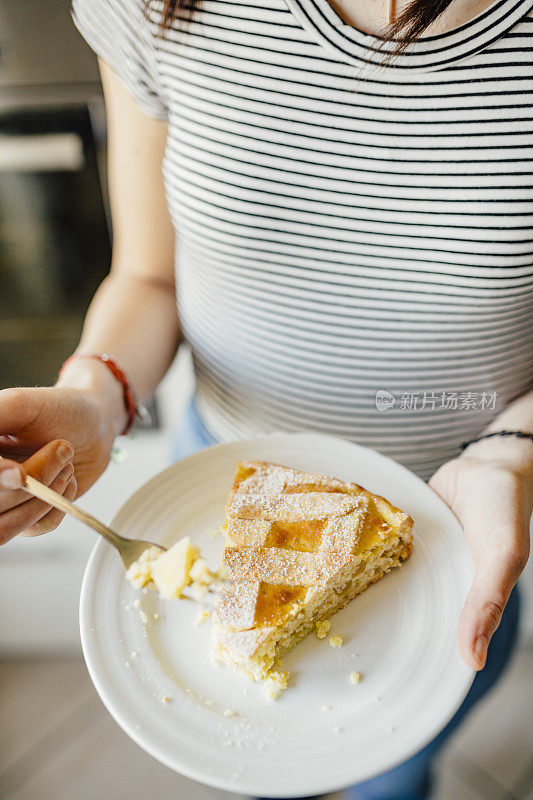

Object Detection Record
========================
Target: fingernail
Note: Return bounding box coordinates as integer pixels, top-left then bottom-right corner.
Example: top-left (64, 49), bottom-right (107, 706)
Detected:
top-left (474, 636), bottom-right (487, 668)
top-left (0, 467), bottom-right (22, 489)
top-left (58, 442), bottom-right (74, 461)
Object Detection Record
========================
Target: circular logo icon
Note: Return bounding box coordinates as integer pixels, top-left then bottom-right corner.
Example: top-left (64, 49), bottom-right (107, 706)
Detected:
top-left (375, 390), bottom-right (395, 412)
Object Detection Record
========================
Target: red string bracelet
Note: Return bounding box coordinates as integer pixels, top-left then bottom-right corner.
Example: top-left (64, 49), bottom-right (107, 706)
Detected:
top-left (59, 353), bottom-right (138, 436)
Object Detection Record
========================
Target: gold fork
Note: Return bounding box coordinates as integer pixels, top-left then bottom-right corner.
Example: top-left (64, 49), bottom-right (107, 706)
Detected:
top-left (21, 474), bottom-right (166, 570)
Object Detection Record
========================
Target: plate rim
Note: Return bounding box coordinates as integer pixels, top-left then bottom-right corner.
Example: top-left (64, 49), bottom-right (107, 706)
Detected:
top-left (80, 431), bottom-right (475, 796)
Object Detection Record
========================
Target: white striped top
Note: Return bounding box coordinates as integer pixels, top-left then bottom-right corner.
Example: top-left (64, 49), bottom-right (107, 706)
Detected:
top-left (73, 0), bottom-right (533, 479)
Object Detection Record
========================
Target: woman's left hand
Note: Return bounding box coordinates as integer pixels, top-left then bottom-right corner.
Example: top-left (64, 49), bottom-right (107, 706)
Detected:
top-left (429, 437), bottom-right (533, 670)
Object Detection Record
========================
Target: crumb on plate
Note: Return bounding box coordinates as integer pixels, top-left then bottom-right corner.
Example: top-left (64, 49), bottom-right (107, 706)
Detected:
top-left (315, 620), bottom-right (331, 639)
top-left (194, 607), bottom-right (211, 626)
top-left (262, 670), bottom-right (290, 701)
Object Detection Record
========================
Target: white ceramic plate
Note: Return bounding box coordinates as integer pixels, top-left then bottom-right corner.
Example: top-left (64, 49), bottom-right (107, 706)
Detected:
top-left (80, 433), bottom-right (474, 797)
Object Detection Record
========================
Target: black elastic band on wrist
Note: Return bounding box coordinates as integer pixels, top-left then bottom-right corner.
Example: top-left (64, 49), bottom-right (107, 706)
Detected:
top-left (461, 430), bottom-right (533, 452)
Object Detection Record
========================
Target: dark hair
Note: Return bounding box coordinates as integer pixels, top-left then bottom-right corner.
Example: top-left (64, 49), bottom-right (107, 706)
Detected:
top-left (387, 0), bottom-right (455, 53)
top-left (146, 0), bottom-right (455, 57)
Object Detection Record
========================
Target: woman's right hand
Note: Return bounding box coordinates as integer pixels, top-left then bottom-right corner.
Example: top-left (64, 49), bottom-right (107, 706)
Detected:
top-left (0, 381), bottom-right (122, 545)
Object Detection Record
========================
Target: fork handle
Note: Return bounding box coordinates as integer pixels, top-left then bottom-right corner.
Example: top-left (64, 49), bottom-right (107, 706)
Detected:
top-left (23, 474), bottom-right (123, 548)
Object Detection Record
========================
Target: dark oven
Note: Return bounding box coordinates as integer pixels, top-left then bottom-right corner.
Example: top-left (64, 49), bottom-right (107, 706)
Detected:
top-left (0, 0), bottom-right (110, 389)
top-left (0, 105), bottom-right (111, 387)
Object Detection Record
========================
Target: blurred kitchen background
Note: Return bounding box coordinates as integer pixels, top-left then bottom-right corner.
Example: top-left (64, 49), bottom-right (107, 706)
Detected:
top-left (0, 2), bottom-right (532, 799)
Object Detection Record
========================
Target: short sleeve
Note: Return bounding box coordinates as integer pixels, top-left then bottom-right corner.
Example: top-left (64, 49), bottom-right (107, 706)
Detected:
top-left (72, 0), bottom-right (168, 120)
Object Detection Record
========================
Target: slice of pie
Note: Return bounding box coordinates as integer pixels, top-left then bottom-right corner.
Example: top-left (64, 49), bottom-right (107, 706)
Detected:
top-left (211, 461), bottom-right (413, 681)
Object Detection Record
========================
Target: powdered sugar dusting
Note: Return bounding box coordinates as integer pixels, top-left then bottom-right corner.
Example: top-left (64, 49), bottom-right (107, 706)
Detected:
top-left (228, 491), bottom-right (361, 522)
top-left (214, 580), bottom-right (261, 630)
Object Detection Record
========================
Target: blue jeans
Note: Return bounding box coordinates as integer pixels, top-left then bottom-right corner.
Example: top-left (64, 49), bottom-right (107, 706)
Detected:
top-left (172, 400), bottom-right (522, 800)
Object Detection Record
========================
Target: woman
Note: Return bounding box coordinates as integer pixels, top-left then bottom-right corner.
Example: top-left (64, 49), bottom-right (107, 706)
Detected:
top-left (0, 0), bottom-right (532, 796)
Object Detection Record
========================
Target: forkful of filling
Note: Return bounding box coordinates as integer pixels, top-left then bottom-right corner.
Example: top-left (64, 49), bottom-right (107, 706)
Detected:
top-left (126, 537), bottom-right (227, 601)
top-left (15, 466), bottom-right (223, 602)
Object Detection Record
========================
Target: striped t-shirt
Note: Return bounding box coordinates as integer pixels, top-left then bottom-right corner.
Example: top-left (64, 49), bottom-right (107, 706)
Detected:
top-left (73, 0), bottom-right (533, 480)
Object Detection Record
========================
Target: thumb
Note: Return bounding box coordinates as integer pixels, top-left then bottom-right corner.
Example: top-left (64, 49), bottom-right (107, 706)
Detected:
top-left (458, 558), bottom-right (522, 670)
top-left (0, 457), bottom-right (26, 489)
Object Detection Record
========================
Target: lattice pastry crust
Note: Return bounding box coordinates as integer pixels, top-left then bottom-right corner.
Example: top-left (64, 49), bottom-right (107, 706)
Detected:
top-left (211, 461), bottom-right (413, 680)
